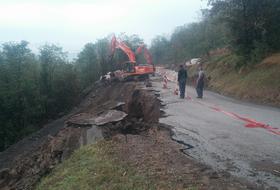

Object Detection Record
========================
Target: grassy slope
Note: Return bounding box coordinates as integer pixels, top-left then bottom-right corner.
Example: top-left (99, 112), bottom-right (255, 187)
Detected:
top-left (36, 141), bottom-right (156, 190)
top-left (188, 53), bottom-right (280, 107)
top-left (36, 140), bottom-right (197, 190)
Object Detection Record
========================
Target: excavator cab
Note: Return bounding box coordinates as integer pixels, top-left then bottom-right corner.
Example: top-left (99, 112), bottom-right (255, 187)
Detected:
top-left (123, 61), bottom-right (136, 73)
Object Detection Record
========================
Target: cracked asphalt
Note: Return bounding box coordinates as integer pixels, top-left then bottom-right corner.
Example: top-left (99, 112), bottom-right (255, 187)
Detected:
top-left (152, 71), bottom-right (280, 189)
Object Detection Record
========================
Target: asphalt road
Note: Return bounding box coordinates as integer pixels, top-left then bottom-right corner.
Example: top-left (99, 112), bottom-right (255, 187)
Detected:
top-left (152, 70), bottom-right (280, 189)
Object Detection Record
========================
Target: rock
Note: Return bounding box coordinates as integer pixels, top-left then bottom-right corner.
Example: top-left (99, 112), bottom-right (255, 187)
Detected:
top-left (67, 110), bottom-right (127, 126)
top-left (209, 171), bottom-right (220, 179)
top-left (94, 110), bottom-right (128, 126)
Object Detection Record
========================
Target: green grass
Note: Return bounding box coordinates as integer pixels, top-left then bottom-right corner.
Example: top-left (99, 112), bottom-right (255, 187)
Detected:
top-left (36, 141), bottom-right (157, 190)
top-left (36, 140), bottom-right (199, 190)
top-left (188, 53), bottom-right (280, 106)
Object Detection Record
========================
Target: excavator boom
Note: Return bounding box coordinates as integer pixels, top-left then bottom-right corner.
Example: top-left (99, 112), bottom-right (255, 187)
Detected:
top-left (111, 35), bottom-right (136, 63)
top-left (110, 35), bottom-right (155, 78)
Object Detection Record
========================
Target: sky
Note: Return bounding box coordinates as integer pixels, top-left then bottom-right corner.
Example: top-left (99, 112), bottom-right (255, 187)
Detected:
top-left (0, 0), bottom-right (208, 58)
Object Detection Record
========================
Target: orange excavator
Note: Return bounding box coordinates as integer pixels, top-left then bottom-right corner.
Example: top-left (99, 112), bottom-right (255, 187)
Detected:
top-left (110, 35), bottom-right (155, 79)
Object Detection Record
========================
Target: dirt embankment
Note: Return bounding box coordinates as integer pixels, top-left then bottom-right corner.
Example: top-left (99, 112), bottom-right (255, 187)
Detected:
top-left (187, 53), bottom-right (280, 107)
top-left (0, 80), bottom-right (161, 190)
top-left (111, 127), bottom-right (259, 190)
top-left (1, 78), bottom-right (258, 190)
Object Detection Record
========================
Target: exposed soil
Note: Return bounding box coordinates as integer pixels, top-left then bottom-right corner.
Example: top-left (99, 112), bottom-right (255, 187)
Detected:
top-left (0, 80), bottom-right (160, 190)
top-left (0, 127), bottom-right (83, 190)
top-left (110, 125), bottom-right (258, 190)
top-left (0, 78), bottom-right (260, 190)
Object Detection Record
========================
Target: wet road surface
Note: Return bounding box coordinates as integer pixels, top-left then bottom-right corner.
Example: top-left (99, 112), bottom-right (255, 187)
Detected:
top-left (152, 72), bottom-right (280, 189)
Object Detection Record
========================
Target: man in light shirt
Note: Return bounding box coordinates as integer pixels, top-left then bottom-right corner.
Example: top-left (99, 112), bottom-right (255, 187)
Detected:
top-left (196, 66), bottom-right (205, 98)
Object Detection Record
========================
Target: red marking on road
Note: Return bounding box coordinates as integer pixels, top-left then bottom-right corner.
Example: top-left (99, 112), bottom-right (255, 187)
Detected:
top-left (157, 69), bottom-right (280, 136)
top-left (208, 105), bottom-right (280, 136)
top-left (184, 95), bottom-right (279, 136)
top-left (186, 95), bottom-right (192, 100)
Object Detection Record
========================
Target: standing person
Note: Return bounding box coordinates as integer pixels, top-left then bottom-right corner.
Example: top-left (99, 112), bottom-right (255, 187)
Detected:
top-left (196, 66), bottom-right (205, 98)
top-left (177, 65), bottom-right (188, 99)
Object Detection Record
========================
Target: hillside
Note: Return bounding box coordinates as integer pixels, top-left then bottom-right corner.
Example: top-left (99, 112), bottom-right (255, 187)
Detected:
top-left (188, 53), bottom-right (280, 107)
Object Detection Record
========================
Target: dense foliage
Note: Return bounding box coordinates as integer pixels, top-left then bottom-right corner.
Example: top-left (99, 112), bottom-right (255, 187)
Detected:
top-left (0, 41), bottom-right (79, 151)
top-left (150, 0), bottom-right (280, 66)
top-left (0, 34), bottom-right (143, 151)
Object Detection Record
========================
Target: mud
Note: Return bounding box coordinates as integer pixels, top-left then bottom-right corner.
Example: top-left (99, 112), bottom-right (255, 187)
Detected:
top-left (111, 124), bottom-right (258, 190)
top-left (0, 80), bottom-right (160, 190)
top-left (0, 127), bottom-right (83, 190)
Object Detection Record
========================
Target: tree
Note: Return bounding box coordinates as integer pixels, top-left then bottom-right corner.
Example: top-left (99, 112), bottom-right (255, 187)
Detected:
top-left (150, 0), bottom-right (280, 67)
top-left (119, 33), bottom-right (144, 52)
top-left (75, 43), bottom-right (100, 88)
top-left (209, 0), bottom-right (280, 64)
top-left (150, 36), bottom-right (172, 65)
top-left (0, 42), bottom-right (82, 151)
top-left (39, 44), bottom-right (79, 117)
top-left (95, 38), bottom-right (112, 75)
top-left (150, 17), bottom-right (228, 65)
top-left (0, 41), bottom-right (41, 150)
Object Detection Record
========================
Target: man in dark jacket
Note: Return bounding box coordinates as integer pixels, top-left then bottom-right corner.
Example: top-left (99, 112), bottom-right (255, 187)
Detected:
top-left (177, 65), bottom-right (188, 99)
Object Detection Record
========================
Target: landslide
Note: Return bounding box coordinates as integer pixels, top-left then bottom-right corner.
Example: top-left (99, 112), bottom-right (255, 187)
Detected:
top-left (0, 80), bottom-right (160, 190)
top-left (0, 77), bottom-right (257, 190)
top-left (37, 126), bottom-right (257, 190)
top-left (188, 53), bottom-right (280, 107)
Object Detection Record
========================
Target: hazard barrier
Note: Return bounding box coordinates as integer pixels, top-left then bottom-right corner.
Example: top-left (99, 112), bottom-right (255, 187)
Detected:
top-left (174, 88), bottom-right (178, 95)
top-left (156, 67), bottom-right (177, 82)
top-left (162, 75), bottom-right (168, 89)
